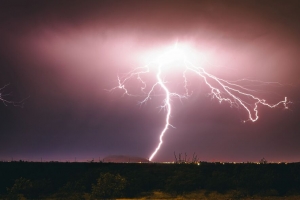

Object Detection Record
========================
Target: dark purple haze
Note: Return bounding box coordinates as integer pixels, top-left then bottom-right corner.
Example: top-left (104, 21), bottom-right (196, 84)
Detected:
top-left (0, 0), bottom-right (299, 162)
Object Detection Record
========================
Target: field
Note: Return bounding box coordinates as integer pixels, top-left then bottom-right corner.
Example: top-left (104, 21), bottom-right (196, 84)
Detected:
top-left (1, 162), bottom-right (300, 199)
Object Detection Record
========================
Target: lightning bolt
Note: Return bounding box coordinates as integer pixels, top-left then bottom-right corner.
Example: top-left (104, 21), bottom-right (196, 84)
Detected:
top-left (110, 43), bottom-right (290, 161)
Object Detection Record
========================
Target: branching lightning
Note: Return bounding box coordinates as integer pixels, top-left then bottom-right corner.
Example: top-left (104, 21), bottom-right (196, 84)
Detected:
top-left (0, 84), bottom-right (27, 107)
top-left (0, 84), bottom-right (14, 105)
top-left (110, 43), bottom-right (290, 161)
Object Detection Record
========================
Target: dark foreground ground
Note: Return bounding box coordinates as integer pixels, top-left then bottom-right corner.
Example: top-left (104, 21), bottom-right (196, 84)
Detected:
top-left (0, 161), bottom-right (300, 199)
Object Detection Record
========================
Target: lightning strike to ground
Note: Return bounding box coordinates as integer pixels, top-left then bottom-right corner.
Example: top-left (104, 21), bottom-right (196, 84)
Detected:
top-left (110, 44), bottom-right (290, 161)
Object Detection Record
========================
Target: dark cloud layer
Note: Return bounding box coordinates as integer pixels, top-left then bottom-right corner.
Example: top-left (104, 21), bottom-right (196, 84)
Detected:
top-left (0, 0), bottom-right (299, 162)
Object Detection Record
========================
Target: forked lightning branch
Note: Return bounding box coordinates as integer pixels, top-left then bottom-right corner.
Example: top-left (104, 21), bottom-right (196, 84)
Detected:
top-left (110, 44), bottom-right (290, 161)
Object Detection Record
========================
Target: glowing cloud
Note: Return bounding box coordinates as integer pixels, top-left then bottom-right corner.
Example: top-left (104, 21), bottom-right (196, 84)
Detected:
top-left (110, 43), bottom-right (290, 161)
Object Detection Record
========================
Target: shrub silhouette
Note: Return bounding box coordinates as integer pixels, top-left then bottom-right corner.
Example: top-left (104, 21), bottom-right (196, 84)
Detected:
top-left (91, 172), bottom-right (127, 199)
top-left (6, 177), bottom-right (33, 200)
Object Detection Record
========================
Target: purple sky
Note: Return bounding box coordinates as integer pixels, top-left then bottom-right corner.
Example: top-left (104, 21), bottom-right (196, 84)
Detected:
top-left (0, 0), bottom-right (300, 162)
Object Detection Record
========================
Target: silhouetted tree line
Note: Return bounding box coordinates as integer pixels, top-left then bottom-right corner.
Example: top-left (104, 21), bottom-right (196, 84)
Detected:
top-left (0, 162), bottom-right (300, 199)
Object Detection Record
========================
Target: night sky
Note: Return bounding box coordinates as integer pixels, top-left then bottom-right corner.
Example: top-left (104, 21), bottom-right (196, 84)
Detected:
top-left (0, 0), bottom-right (300, 162)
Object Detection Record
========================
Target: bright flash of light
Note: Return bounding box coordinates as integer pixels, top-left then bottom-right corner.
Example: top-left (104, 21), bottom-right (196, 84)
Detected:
top-left (110, 43), bottom-right (290, 161)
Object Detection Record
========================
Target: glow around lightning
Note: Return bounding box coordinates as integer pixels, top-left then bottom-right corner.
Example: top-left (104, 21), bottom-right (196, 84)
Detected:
top-left (110, 44), bottom-right (290, 161)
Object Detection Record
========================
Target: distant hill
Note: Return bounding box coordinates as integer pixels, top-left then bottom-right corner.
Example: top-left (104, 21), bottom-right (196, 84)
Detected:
top-left (103, 155), bottom-right (149, 163)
